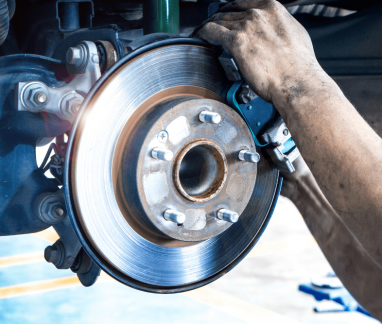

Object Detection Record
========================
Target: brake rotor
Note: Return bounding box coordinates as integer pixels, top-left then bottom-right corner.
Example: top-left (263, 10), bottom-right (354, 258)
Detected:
top-left (65, 39), bottom-right (280, 292)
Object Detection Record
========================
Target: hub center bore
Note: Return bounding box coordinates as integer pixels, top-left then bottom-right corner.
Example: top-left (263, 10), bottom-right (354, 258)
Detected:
top-left (173, 139), bottom-right (227, 203)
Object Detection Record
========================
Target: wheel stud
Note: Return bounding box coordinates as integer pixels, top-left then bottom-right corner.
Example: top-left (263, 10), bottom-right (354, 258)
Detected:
top-left (164, 209), bottom-right (186, 225)
top-left (151, 148), bottom-right (173, 161)
top-left (199, 111), bottom-right (221, 124)
top-left (217, 209), bottom-right (239, 223)
top-left (238, 150), bottom-right (260, 163)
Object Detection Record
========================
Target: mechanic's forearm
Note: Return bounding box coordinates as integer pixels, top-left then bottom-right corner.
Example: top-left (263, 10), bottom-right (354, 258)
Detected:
top-left (291, 173), bottom-right (382, 319)
top-left (272, 71), bottom-right (382, 269)
top-left (194, 0), bottom-right (382, 269)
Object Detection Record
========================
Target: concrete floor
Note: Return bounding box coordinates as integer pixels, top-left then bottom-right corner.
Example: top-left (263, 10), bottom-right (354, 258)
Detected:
top-left (0, 196), bottom-right (378, 324)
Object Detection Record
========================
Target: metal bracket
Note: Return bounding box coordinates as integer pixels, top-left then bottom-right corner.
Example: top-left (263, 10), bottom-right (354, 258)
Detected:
top-left (33, 189), bottom-right (67, 225)
top-left (38, 189), bottom-right (101, 286)
top-left (71, 249), bottom-right (101, 287)
top-left (16, 41), bottom-right (101, 123)
top-left (218, 51), bottom-right (242, 82)
top-left (262, 117), bottom-right (300, 173)
top-left (221, 51), bottom-right (300, 173)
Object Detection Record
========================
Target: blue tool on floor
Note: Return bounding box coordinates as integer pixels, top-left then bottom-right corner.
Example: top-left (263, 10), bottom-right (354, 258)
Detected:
top-left (299, 272), bottom-right (373, 318)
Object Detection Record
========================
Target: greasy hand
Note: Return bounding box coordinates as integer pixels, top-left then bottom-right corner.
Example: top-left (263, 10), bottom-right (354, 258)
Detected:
top-left (194, 0), bottom-right (323, 108)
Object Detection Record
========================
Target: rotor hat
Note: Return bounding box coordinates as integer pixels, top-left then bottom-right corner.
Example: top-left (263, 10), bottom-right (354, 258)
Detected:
top-left (116, 97), bottom-right (257, 243)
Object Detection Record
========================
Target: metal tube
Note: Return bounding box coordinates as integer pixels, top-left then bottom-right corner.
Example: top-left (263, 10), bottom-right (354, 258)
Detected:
top-left (61, 3), bottom-right (80, 31)
top-left (143, 0), bottom-right (180, 35)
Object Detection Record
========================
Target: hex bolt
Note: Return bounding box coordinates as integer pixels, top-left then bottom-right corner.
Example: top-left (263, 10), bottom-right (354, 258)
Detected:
top-left (60, 93), bottom-right (84, 121)
top-left (151, 147), bottom-right (173, 161)
top-left (44, 245), bottom-right (61, 265)
top-left (34, 91), bottom-right (47, 104)
top-left (199, 111), bottom-right (222, 124)
top-left (217, 209), bottom-right (239, 223)
top-left (23, 83), bottom-right (49, 112)
top-left (238, 150), bottom-right (260, 163)
top-left (163, 209), bottom-right (186, 225)
top-left (66, 46), bottom-right (84, 67)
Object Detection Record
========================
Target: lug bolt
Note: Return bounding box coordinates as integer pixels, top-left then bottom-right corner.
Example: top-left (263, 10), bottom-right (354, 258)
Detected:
top-left (34, 91), bottom-right (47, 104)
top-left (238, 150), bottom-right (260, 163)
top-left (151, 147), bottom-right (173, 161)
top-left (217, 209), bottom-right (239, 223)
top-left (199, 111), bottom-right (221, 124)
top-left (163, 209), bottom-right (186, 225)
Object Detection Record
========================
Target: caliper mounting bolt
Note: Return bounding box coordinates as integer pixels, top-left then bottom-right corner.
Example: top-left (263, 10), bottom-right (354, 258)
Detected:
top-left (44, 241), bottom-right (64, 267)
top-left (151, 147), bottom-right (173, 161)
top-left (163, 209), bottom-right (186, 225)
top-left (217, 209), bottom-right (239, 223)
top-left (199, 111), bottom-right (221, 124)
top-left (238, 150), bottom-right (260, 163)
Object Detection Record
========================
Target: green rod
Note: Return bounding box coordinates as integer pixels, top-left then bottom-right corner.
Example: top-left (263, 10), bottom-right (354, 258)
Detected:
top-left (143, 0), bottom-right (180, 35)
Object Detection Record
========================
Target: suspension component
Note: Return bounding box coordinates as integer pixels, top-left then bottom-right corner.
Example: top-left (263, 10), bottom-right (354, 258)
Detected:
top-left (16, 41), bottom-right (101, 123)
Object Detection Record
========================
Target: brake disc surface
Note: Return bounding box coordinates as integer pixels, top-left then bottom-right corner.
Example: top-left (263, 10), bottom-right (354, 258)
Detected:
top-left (65, 40), bottom-right (279, 292)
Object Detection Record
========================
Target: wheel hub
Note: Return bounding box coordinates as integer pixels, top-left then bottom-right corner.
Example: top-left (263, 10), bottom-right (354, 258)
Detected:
top-left (115, 97), bottom-right (257, 243)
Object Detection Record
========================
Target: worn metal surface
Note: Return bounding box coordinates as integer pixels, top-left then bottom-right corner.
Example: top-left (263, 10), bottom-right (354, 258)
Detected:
top-left (65, 41), bottom-right (280, 291)
top-left (116, 97), bottom-right (257, 242)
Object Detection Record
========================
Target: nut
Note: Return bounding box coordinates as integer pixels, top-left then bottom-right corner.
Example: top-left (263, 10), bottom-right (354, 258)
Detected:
top-left (23, 83), bottom-right (49, 112)
top-left (60, 92), bottom-right (84, 121)
top-left (40, 196), bottom-right (67, 224)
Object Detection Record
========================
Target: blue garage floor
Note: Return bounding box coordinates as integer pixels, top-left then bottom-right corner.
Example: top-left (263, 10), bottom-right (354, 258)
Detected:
top-left (0, 197), bottom-right (378, 324)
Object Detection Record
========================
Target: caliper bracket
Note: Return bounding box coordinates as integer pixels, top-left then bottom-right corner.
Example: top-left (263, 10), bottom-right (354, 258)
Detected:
top-left (221, 52), bottom-right (300, 173)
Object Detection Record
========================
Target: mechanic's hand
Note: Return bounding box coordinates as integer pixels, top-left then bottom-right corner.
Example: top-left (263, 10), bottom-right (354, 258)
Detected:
top-left (194, 0), bottom-right (324, 108)
top-left (280, 156), bottom-right (312, 202)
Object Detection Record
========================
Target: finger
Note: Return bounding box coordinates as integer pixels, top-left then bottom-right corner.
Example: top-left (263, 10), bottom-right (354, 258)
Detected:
top-left (213, 20), bottom-right (243, 30)
top-left (190, 12), bottom-right (241, 37)
top-left (209, 11), bottom-right (248, 22)
top-left (190, 8), bottom-right (259, 37)
top-left (195, 22), bottom-right (232, 48)
top-left (210, 8), bottom-right (263, 22)
top-left (219, 0), bottom-right (273, 12)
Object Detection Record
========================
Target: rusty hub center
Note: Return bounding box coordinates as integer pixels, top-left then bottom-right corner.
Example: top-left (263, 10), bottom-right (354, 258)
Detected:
top-left (173, 138), bottom-right (227, 203)
top-left (114, 94), bottom-right (258, 244)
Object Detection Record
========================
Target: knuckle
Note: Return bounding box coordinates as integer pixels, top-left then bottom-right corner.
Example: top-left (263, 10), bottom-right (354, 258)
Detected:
top-left (242, 19), bottom-right (252, 31)
top-left (230, 31), bottom-right (245, 48)
top-left (204, 22), bottom-right (215, 31)
top-left (247, 8), bottom-right (260, 19)
top-left (210, 12), bottom-right (223, 21)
